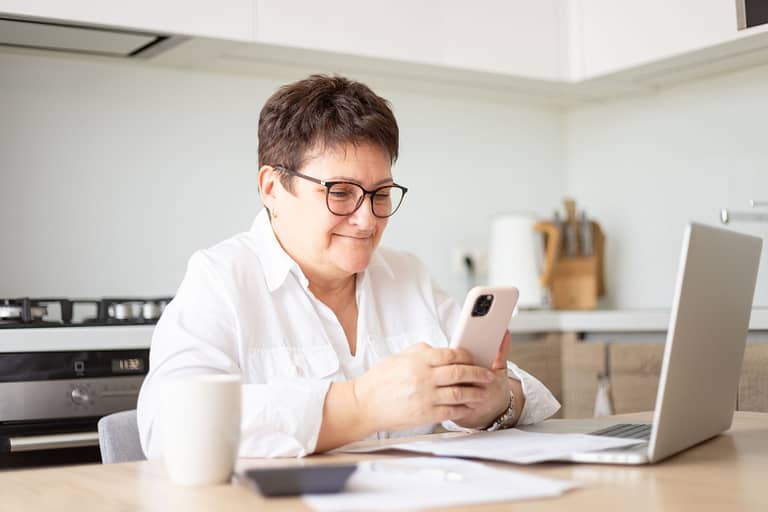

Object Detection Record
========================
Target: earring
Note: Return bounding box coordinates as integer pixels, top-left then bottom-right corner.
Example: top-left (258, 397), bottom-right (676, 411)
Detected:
top-left (271, 208), bottom-right (278, 219)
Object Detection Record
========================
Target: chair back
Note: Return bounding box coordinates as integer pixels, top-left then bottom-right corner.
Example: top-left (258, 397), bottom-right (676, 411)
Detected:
top-left (97, 409), bottom-right (145, 464)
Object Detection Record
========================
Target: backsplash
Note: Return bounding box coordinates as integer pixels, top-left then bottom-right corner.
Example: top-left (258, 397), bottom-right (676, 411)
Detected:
top-left (0, 52), bottom-right (564, 301)
top-left (3, 50), bottom-right (766, 309)
top-left (566, 62), bottom-right (768, 308)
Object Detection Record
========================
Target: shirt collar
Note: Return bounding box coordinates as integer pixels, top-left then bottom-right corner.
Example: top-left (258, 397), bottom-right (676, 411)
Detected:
top-left (250, 209), bottom-right (308, 292)
top-left (250, 208), bottom-right (395, 292)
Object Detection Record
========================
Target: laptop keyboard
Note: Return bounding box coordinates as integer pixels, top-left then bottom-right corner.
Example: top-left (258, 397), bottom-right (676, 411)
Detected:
top-left (589, 423), bottom-right (652, 440)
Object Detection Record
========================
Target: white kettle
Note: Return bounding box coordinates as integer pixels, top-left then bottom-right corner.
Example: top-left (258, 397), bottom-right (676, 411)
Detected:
top-left (487, 214), bottom-right (559, 309)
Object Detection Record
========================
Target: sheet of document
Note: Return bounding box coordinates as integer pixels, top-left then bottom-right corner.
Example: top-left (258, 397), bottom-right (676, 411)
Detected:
top-left (303, 456), bottom-right (579, 511)
top-left (340, 428), bottom-right (643, 464)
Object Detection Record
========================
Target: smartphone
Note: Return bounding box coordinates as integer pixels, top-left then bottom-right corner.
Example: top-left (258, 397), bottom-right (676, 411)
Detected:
top-left (242, 464), bottom-right (357, 496)
top-left (449, 286), bottom-right (519, 368)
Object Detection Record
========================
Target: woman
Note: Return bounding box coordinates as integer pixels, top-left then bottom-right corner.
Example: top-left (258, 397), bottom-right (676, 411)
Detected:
top-left (137, 75), bottom-right (559, 458)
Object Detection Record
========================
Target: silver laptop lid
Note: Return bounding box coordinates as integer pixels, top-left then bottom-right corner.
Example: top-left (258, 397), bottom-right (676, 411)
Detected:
top-left (648, 223), bottom-right (762, 462)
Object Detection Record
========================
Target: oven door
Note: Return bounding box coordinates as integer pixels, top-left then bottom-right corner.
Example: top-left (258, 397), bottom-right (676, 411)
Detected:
top-left (0, 349), bottom-right (148, 468)
top-left (0, 417), bottom-right (102, 468)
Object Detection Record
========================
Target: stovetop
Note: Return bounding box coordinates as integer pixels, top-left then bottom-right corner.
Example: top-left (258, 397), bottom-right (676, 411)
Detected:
top-left (0, 297), bottom-right (173, 329)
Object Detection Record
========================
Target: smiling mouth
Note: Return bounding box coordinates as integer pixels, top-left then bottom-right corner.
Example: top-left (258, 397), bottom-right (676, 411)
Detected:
top-left (334, 234), bottom-right (373, 240)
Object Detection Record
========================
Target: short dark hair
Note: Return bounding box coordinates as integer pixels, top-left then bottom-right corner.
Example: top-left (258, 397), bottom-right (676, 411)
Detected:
top-left (258, 74), bottom-right (399, 191)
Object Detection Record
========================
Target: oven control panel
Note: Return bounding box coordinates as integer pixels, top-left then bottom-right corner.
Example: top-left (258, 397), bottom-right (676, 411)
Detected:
top-left (0, 350), bottom-right (148, 421)
top-left (0, 376), bottom-right (145, 421)
top-left (70, 383), bottom-right (92, 406)
top-left (0, 349), bottom-right (148, 382)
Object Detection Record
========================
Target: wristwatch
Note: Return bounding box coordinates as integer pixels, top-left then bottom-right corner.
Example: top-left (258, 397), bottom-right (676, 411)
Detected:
top-left (485, 389), bottom-right (518, 432)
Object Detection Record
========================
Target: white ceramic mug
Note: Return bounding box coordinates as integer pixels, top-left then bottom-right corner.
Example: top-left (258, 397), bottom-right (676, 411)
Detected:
top-left (161, 374), bottom-right (242, 486)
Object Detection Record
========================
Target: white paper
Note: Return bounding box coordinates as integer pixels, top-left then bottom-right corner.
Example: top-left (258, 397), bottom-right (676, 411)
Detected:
top-left (341, 428), bottom-right (643, 464)
top-left (303, 457), bottom-right (579, 512)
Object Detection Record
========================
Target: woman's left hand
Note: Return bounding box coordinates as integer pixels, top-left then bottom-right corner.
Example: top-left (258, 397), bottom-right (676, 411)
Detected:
top-left (451, 331), bottom-right (513, 429)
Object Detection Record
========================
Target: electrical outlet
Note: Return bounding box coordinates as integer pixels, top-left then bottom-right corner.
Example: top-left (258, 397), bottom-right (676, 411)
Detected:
top-left (451, 247), bottom-right (488, 276)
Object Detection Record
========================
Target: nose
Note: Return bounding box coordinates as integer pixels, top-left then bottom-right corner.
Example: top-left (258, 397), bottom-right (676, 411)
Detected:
top-left (349, 193), bottom-right (378, 229)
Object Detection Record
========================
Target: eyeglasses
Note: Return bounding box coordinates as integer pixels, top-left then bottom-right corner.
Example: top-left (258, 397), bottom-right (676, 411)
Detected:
top-left (273, 165), bottom-right (408, 218)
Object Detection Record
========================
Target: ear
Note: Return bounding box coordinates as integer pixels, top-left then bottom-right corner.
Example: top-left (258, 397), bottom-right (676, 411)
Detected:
top-left (258, 165), bottom-right (280, 211)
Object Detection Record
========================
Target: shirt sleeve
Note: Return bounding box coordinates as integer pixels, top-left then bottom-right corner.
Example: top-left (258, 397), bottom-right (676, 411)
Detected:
top-left (136, 251), bottom-right (331, 459)
top-left (430, 279), bottom-right (561, 430)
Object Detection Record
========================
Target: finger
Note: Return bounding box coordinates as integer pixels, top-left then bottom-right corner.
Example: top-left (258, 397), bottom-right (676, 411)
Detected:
top-left (419, 346), bottom-right (474, 367)
top-left (432, 364), bottom-right (495, 387)
top-left (404, 341), bottom-right (431, 353)
top-left (491, 330), bottom-right (511, 370)
top-left (434, 385), bottom-right (490, 406)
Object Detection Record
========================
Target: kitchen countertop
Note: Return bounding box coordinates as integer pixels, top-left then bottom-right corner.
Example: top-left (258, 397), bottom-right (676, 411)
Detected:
top-left (6, 309), bottom-right (766, 352)
top-left (0, 325), bottom-right (156, 352)
top-left (509, 308), bottom-right (768, 333)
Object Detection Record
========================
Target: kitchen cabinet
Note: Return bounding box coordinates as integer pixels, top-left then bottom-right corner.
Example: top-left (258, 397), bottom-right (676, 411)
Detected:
top-left (0, 0), bottom-right (254, 41)
top-left (606, 341), bottom-right (664, 415)
top-left (509, 329), bottom-right (765, 419)
top-left (511, 329), bottom-right (768, 419)
top-left (254, 0), bottom-right (565, 81)
top-left (571, 0), bottom-right (742, 79)
top-left (559, 333), bottom-right (603, 419)
top-left (509, 334), bottom-right (564, 416)
top-left (740, 343), bottom-right (768, 412)
top-left (4, 1), bottom-right (768, 102)
top-left (511, 310), bottom-right (768, 418)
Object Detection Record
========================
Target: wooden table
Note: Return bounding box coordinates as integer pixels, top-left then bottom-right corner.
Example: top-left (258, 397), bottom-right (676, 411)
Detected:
top-left (2, 412), bottom-right (767, 511)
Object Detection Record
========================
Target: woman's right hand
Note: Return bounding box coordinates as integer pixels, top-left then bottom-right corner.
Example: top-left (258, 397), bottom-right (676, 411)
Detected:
top-left (351, 342), bottom-right (497, 434)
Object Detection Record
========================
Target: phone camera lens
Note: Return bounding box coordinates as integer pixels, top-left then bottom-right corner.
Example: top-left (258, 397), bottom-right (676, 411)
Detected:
top-left (471, 294), bottom-right (494, 316)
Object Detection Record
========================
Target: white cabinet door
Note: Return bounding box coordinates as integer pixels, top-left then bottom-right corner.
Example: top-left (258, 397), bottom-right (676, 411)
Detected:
top-left (254, 1), bottom-right (444, 65)
top-left (439, 0), bottom-right (563, 80)
top-left (573, 0), bottom-right (738, 79)
top-left (254, 0), bottom-right (563, 80)
top-left (0, 0), bottom-right (254, 41)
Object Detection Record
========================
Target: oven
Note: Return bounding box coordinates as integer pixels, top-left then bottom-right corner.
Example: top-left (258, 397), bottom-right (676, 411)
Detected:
top-left (0, 297), bottom-right (168, 468)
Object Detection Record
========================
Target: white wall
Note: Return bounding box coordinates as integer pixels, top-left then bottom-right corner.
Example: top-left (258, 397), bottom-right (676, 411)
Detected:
top-left (0, 52), bottom-right (565, 301)
top-left (565, 64), bottom-right (768, 308)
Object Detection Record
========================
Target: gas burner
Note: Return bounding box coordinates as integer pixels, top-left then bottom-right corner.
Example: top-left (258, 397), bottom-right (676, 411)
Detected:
top-left (97, 298), bottom-right (170, 324)
top-left (0, 300), bottom-right (45, 322)
top-left (0, 297), bottom-right (172, 329)
top-left (0, 298), bottom-right (72, 325)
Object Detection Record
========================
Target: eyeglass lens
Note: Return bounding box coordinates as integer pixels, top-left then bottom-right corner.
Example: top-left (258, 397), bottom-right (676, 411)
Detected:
top-left (327, 183), bottom-right (404, 217)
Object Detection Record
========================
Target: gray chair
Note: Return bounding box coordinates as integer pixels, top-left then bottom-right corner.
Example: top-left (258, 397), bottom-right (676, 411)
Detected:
top-left (97, 409), bottom-right (146, 464)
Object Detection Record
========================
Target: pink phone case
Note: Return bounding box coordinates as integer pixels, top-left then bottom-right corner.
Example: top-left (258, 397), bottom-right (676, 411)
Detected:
top-left (449, 286), bottom-right (519, 368)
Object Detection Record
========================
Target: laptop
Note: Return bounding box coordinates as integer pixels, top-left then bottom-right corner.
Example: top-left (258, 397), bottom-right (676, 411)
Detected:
top-left (549, 222), bottom-right (762, 464)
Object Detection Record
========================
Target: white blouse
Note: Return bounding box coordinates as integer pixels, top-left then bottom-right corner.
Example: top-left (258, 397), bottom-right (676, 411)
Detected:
top-left (137, 210), bottom-right (560, 459)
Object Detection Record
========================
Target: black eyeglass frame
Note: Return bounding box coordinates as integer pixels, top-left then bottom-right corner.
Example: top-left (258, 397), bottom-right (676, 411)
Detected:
top-left (272, 165), bottom-right (408, 218)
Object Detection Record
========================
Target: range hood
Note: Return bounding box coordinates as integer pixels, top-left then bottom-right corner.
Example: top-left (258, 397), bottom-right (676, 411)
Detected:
top-left (0, 15), bottom-right (180, 58)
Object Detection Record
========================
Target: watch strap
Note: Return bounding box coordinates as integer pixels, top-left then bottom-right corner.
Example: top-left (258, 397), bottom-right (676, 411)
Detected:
top-left (485, 389), bottom-right (517, 432)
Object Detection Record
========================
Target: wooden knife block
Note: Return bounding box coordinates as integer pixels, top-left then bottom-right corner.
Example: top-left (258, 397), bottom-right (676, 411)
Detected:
top-left (549, 222), bottom-right (605, 310)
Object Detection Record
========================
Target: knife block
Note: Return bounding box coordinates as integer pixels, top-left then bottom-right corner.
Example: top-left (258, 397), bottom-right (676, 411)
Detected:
top-left (544, 221), bottom-right (605, 310)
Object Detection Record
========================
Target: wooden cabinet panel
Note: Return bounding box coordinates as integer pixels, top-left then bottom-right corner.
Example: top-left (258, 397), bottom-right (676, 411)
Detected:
top-left (560, 334), bottom-right (605, 418)
top-left (739, 343), bottom-right (768, 412)
top-left (467, 328), bottom-right (766, 422)
top-left (559, 337), bottom-right (765, 418)
top-left (509, 333), bottom-right (563, 414)
top-left (608, 342), bottom-right (664, 415)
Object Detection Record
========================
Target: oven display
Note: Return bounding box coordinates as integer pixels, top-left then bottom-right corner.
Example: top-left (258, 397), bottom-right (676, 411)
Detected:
top-left (111, 358), bottom-right (145, 373)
